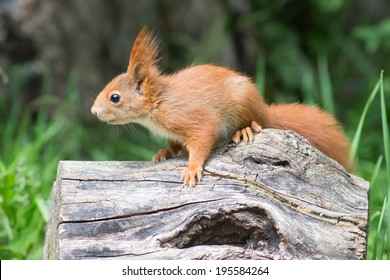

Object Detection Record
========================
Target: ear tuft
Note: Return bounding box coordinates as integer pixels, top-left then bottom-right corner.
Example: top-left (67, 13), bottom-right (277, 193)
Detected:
top-left (127, 26), bottom-right (160, 77)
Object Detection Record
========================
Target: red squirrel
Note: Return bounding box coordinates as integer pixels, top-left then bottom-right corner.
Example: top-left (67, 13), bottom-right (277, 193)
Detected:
top-left (91, 27), bottom-right (351, 186)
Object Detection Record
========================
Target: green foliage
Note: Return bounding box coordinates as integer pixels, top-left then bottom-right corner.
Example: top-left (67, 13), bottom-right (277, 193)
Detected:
top-left (350, 76), bottom-right (381, 162)
top-left (354, 18), bottom-right (390, 54)
top-left (0, 64), bottom-right (73, 259)
top-left (348, 72), bottom-right (390, 259)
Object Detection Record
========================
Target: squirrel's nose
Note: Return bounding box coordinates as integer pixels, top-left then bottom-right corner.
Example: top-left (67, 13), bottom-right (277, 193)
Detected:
top-left (91, 106), bottom-right (98, 116)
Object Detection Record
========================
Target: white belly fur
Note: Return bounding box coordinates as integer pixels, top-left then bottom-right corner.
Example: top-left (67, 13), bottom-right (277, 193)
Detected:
top-left (136, 118), bottom-right (184, 143)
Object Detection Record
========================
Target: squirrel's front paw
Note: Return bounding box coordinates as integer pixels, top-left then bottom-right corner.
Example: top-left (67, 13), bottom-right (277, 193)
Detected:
top-left (232, 121), bottom-right (262, 144)
top-left (181, 166), bottom-right (203, 187)
top-left (152, 149), bottom-right (172, 162)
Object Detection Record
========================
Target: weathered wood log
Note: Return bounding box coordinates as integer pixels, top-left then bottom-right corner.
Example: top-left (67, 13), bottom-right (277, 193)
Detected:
top-left (44, 129), bottom-right (368, 260)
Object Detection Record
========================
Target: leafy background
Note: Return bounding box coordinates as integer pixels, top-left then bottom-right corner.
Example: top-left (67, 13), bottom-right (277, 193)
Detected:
top-left (0, 0), bottom-right (389, 259)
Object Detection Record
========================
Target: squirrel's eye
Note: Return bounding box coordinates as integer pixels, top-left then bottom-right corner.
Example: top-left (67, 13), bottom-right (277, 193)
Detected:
top-left (110, 93), bottom-right (121, 103)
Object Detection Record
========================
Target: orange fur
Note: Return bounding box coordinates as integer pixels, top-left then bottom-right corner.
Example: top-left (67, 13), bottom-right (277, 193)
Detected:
top-left (267, 104), bottom-right (351, 170)
top-left (91, 27), bottom-right (351, 186)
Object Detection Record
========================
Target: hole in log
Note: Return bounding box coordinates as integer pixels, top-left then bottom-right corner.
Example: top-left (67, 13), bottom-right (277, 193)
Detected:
top-left (273, 160), bottom-right (290, 167)
top-left (163, 207), bottom-right (281, 252)
top-left (244, 156), bottom-right (291, 169)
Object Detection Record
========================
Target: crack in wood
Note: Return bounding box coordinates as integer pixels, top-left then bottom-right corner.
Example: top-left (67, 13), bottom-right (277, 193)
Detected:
top-left (62, 178), bottom-right (182, 183)
top-left (57, 197), bottom-right (229, 226)
top-left (78, 250), bottom-right (164, 259)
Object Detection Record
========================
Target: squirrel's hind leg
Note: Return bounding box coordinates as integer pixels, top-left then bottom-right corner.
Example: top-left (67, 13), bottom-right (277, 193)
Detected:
top-left (232, 121), bottom-right (262, 144)
top-left (153, 140), bottom-right (183, 162)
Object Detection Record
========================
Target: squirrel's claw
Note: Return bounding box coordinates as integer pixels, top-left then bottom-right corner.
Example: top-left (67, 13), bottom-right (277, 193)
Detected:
top-left (232, 121), bottom-right (262, 144)
top-left (152, 148), bottom-right (171, 162)
top-left (251, 120), bottom-right (262, 133)
top-left (182, 166), bottom-right (203, 187)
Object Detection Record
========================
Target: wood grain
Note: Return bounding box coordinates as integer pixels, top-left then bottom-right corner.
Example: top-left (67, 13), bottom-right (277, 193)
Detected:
top-left (44, 129), bottom-right (368, 259)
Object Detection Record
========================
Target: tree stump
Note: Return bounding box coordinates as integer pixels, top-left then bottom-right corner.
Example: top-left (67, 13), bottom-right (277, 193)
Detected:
top-left (44, 129), bottom-right (368, 260)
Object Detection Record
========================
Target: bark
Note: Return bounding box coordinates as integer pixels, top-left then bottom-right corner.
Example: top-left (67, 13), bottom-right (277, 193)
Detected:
top-left (44, 129), bottom-right (368, 260)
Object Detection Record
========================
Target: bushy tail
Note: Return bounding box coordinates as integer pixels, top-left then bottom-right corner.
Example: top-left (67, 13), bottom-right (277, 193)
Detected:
top-left (267, 103), bottom-right (351, 170)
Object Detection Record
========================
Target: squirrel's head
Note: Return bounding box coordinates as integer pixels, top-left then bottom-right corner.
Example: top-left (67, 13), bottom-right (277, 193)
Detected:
top-left (91, 26), bottom-right (161, 125)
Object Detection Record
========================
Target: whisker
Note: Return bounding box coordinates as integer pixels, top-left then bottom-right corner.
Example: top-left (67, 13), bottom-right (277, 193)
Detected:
top-left (123, 123), bottom-right (134, 136)
top-left (86, 90), bottom-right (98, 103)
top-left (115, 125), bottom-right (120, 136)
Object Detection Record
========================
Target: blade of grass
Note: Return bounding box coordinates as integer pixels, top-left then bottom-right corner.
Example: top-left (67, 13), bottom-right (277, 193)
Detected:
top-left (34, 71), bottom-right (52, 134)
top-left (318, 52), bottom-right (335, 115)
top-left (379, 71), bottom-right (389, 178)
top-left (370, 155), bottom-right (383, 189)
top-left (301, 62), bottom-right (316, 105)
top-left (379, 70), bottom-right (390, 259)
top-left (0, 208), bottom-right (13, 240)
top-left (35, 197), bottom-right (49, 223)
top-left (373, 195), bottom-right (387, 259)
top-left (255, 56), bottom-right (266, 94)
top-left (350, 76), bottom-right (381, 162)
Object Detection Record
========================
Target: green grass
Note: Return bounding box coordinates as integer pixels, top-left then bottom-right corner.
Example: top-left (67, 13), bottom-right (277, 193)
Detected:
top-left (350, 71), bottom-right (390, 259)
top-left (350, 75), bottom-right (382, 162)
top-left (379, 70), bottom-right (390, 259)
top-left (0, 64), bottom-right (88, 259)
top-left (318, 53), bottom-right (335, 116)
